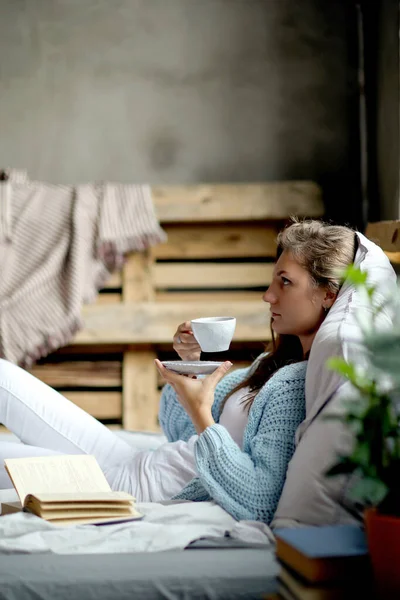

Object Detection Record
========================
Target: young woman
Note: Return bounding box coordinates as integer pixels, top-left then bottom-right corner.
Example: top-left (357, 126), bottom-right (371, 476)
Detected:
top-left (0, 220), bottom-right (357, 524)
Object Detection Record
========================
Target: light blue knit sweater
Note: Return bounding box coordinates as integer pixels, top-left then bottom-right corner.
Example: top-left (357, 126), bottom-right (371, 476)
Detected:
top-left (158, 360), bottom-right (307, 524)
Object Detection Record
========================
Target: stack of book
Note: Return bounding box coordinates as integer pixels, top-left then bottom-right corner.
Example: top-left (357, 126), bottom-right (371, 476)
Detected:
top-left (273, 524), bottom-right (373, 599)
top-left (2, 454), bottom-right (143, 526)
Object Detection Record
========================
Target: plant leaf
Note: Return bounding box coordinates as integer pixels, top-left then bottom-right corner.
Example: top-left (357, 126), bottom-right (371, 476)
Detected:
top-left (348, 477), bottom-right (388, 506)
top-left (343, 265), bottom-right (368, 287)
top-left (324, 264), bottom-right (400, 510)
top-left (326, 357), bottom-right (357, 382)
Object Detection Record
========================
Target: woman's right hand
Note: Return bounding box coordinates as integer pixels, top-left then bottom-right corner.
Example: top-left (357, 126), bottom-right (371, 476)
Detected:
top-left (173, 321), bottom-right (201, 361)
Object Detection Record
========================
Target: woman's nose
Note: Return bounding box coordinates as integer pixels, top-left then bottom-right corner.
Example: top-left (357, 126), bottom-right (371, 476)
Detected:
top-left (263, 286), bottom-right (276, 304)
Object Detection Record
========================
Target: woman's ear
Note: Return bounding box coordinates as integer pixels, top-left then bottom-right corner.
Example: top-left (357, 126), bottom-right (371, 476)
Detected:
top-left (323, 289), bottom-right (337, 310)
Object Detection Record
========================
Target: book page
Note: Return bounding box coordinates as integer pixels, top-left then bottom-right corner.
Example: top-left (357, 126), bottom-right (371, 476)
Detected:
top-left (4, 455), bottom-right (111, 503)
top-left (34, 506), bottom-right (138, 520)
top-left (27, 501), bottom-right (133, 511)
top-left (52, 514), bottom-right (143, 527)
top-left (30, 491), bottom-right (135, 503)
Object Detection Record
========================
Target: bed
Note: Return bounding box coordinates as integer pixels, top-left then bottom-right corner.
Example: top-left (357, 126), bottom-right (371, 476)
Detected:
top-left (0, 430), bottom-right (279, 600)
top-left (0, 180), bottom-right (322, 598)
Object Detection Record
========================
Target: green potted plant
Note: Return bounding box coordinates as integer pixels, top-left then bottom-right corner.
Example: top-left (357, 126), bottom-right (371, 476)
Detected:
top-left (325, 265), bottom-right (400, 598)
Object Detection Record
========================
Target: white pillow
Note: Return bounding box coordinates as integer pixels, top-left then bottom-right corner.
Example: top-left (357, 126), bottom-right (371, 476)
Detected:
top-left (272, 232), bottom-right (397, 528)
top-left (300, 231), bottom-right (397, 437)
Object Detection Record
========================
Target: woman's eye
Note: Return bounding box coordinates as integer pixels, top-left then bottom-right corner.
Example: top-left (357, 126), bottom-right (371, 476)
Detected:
top-left (281, 277), bottom-right (291, 286)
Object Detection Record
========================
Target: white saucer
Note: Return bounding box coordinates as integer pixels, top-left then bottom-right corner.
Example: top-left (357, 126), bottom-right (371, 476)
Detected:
top-left (161, 361), bottom-right (223, 375)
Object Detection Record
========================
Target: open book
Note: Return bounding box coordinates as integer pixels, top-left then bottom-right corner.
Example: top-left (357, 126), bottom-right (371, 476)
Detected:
top-left (3, 454), bottom-right (142, 526)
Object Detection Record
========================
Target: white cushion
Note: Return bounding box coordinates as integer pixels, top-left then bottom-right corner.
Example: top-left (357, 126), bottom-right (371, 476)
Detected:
top-left (300, 231), bottom-right (396, 436)
top-left (272, 232), bottom-right (397, 528)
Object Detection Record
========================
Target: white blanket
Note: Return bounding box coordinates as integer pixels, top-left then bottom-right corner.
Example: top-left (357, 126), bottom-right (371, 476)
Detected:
top-left (0, 432), bottom-right (275, 554)
top-left (0, 494), bottom-right (274, 555)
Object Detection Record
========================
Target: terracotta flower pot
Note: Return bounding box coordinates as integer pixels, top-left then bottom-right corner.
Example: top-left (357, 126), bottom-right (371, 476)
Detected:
top-left (364, 507), bottom-right (400, 598)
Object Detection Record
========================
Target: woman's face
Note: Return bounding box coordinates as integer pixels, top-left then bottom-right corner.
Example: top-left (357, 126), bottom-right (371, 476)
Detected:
top-left (263, 250), bottom-right (334, 351)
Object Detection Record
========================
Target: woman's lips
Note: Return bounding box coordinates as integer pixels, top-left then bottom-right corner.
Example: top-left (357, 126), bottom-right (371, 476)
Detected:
top-left (271, 312), bottom-right (280, 317)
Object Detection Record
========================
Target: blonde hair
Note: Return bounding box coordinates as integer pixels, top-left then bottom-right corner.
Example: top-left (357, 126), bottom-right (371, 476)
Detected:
top-left (276, 218), bottom-right (356, 295)
top-left (221, 219), bottom-right (357, 413)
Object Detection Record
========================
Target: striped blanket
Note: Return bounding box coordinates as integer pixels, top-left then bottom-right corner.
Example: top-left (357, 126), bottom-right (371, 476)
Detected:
top-left (0, 169), bottom-right (166, 367)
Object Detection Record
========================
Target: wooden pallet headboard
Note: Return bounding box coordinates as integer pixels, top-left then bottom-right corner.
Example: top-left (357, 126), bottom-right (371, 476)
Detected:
top-left (28, 181), bottom-right (324, 432)
top-left (365, 220), bottom-right (400, 266)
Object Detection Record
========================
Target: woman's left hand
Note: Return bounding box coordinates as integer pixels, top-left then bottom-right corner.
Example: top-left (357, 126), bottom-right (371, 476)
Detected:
top-left (154, 360), bottom-right (232, 433)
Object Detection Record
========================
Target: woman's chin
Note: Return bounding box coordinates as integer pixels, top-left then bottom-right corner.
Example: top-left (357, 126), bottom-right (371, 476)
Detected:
top-left (271, 321), bottom-right (282, 334)
top-left (271, 321), bottom-right (290, 336)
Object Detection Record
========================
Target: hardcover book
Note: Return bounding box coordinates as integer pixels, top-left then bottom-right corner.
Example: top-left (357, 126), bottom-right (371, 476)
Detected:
top-left (3, 454), bottom-right (142, 526)
top-left (274, 525), bottom-right (369, 584)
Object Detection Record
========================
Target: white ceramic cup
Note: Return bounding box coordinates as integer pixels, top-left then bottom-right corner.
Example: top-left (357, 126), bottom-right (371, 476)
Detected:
top-left (191, 316), bottom-right (236, 353)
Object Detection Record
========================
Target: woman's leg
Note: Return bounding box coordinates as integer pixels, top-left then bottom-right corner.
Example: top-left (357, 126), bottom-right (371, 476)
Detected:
top-left (104, 435), bottom-right (198, 502)
top-left (0, 359), bottom-right (135, 486)
top-left (0, 359), bottom-right (198, 500)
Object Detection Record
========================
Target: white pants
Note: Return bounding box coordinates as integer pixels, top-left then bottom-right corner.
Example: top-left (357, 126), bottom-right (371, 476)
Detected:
top-left (0, 359), bottom-right (197, 501)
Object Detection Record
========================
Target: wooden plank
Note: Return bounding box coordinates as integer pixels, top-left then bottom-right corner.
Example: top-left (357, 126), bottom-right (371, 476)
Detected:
top-left (122, 251), bottom-right (155, 302)
top-left (385, 251), bottom-right (400, 265)
top-left (153, 223), bottom-right (279, 259)
top-left (74, 300), bottom-right (271, 344)
top-left (95, 293), bottom-right (122, 305)
top-left (152, 182), bottom-right (323, 222)
top-left (62, 391), bottom-right (122, 419)
top-left (28, 361), bottom-right (122, 388)
top-left (51, 344), bottom-right (127, 356)
top-left (123, 351), bottom-right (160, 431)
top-left (154, 263), bottom-right (274, 289)
top-left (156, 291), bottom-right (264, 302)
top-left (366, 220), bottom-right (400, 251)
top-left (101, 271), bottom-right (122, 289)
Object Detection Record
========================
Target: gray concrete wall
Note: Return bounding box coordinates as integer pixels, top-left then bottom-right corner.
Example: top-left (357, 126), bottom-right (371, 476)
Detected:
top-left (363, 0), bottom-right (399, 223)
top-left (0, 0), bottom-right (359, 222)
top-left (376, 0), bottom-right (399, 220)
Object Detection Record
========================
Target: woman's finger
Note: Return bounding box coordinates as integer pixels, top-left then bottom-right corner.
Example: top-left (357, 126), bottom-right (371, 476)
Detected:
top-left (204, 361), bottom-right (233, 388)
top-left (154, 359), bottom-right (183, 384)
top-left (177, 321), bottom-right (192, 333)
top-left (173, 334), bottom-right (197, 343)
top-left (174, 333), bottom-right (197, 345)
top-left (173, 322), bottom-right (193, 341)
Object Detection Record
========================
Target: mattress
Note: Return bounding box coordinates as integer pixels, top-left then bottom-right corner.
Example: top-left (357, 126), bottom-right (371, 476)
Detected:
top-left (0, 547), bottom-right (278, 600)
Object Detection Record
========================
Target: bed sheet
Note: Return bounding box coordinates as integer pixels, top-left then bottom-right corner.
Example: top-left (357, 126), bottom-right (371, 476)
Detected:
top-left (0, 490), bottom-right (278, 599)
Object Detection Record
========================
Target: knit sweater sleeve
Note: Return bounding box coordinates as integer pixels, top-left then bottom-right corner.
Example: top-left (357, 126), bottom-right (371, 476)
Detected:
top-left (174, 362), bottom-right (307, 524)
top-left (158, 367), bottom-right (252, 442)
